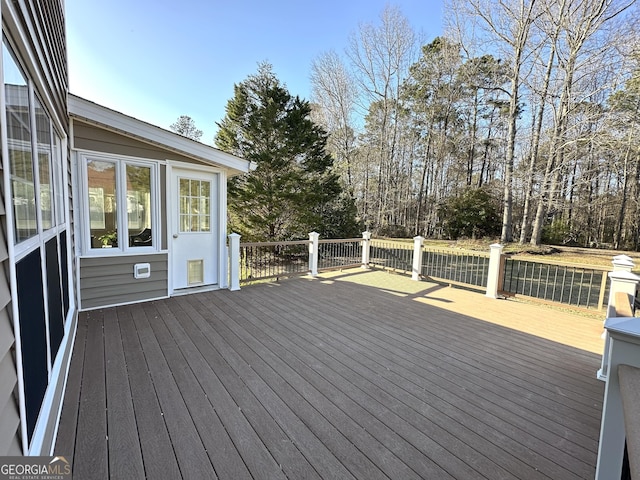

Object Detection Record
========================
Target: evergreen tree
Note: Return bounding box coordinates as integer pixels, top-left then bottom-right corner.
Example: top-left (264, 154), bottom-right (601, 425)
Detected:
top-left (438, 187), bottom-right (501, 240)
top-left (215, 62), bottom-right (359, 241)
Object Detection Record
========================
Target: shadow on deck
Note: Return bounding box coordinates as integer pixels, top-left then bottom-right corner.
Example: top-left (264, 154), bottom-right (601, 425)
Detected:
top-left (55, 269), bottom-right (605, 479)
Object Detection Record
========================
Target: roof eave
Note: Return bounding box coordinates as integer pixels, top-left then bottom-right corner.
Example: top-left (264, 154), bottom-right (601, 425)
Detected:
top-left (68, 94), bottom-right (252, 175)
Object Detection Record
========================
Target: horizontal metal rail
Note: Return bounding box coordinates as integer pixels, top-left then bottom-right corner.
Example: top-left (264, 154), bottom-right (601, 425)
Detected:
top-left (421, 248), bottom-right (490, 288)
top-left (502, 258), bottom-right (608, 309)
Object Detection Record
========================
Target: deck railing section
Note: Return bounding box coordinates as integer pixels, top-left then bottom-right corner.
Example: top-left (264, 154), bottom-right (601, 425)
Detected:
top-left (239, 240), bottom-right (310, 283)
top-left (236, 236), bottom-right (364, 284)
top-left (229, 232), bottom-right (616, 311)
top-left (369, 239), bottom-right (414, 272)
top-left (502, 258), bottom-right (608, 309)
top-left (318, 238), bottom-right (363, 270)
top-left (421, 249), bottom-right (490, 289)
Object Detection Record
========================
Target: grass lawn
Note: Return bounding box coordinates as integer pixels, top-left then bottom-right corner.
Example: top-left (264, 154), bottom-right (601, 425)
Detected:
top-left (381, 237), bottom-right (640, 269)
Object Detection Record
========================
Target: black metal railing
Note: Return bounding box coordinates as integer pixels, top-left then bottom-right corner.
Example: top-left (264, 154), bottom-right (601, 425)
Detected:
top-left (239, 240), bottom-right (310, 283)
top-left (369, 240), bottom-right (414, 273)
top-left (421, 249), bottom-right (490, 288)
top-left (235, 236), bottom-right (614, 311)
top-left (502, 258), bottom-right (608, 309)
top-left (318, 238), bottom-right (362, 270)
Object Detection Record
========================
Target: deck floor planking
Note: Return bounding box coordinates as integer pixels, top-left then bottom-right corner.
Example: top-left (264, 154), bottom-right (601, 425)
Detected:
top-left (55, 269), bottom-right (604, 479)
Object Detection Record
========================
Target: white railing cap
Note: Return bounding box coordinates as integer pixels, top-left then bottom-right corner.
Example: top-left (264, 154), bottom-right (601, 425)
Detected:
top-left (608, 270), bottom-right (640, 282)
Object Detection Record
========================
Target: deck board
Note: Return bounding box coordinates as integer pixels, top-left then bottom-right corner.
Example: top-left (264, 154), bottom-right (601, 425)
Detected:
top-left (54, 311), bottom-right (87, 461)
top-left (225, 287), bottom-right (543, 480)
top-left (207, 287), bottom-right (497, 479)
top-left (141, 300), bottom-right (253, 480)
top-left (56, 269), bottom-right (604, 479)
top-left (153, 297), bottom-right (287, 480)
top-left (117, 306), bottom-right (181, 480)
top-left (169, 296), bottom-right (325, 480)
top-left (234, 280), bottom-right (584, 479)
top-left (72, 310), bottom-right (108, 479)
top-left (103, 308), bottom-right (145, 480)
top-left (127, 302), bottom-right (215, 479)
top-left (184, 293), bottom-right (420, 480)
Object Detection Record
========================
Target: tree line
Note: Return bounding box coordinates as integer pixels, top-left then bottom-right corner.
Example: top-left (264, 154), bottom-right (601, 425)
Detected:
top-left (173, 1), bottom-right (640, 248)
top-left (310, 1), bottom-right (640, 248)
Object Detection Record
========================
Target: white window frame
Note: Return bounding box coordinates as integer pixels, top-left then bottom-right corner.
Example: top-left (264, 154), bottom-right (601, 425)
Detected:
top-left (79, 151), bottom-right (160, 256)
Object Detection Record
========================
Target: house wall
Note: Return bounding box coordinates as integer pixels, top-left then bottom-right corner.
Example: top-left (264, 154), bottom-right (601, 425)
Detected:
top-left (0, 188), bottom-right (20, 456)
top-left (73, 121), bottom-right (206, 165)
top-left (1, 0), bottom-right (75, 455)
top-left (79, 254), bottom-right (169, 310)
top-left (73, 120), bottom-right (216, 252)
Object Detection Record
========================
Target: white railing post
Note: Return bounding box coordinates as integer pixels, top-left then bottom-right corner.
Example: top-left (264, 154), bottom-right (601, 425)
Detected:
top-left (486, 243), bottom-right (504, 299)
top-left (361, 231), bottom-right (371, 269)
top-left (309, 231), bottom-right (319, 277)
top-left (412, 236), bottom-right (424, 281)
top-left (228, 233), bottom-right (241, 291)
top-left (606, 261), bottom-right (639, 318)
top-left (598, 256), bottom-right (640, 381)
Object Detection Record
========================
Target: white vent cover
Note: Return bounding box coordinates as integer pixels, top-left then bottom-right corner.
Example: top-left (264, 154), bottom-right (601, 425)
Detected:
top-left (134, 263), bottom-right (151, 279)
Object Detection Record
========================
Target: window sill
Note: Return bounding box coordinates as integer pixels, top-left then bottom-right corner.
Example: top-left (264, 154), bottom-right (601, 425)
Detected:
top-left (80, 248), bottom-right (168, 258)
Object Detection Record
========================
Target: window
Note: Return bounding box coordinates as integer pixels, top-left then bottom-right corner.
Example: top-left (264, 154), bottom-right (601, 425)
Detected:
top-left (3, 43), bottom-right (36, 243)
top-left (35, 97), bottom-right (54, 230)
top-left (3, 41), bottom-right (65, 244)
top-left (2, 37), bottom-right (72, 449)
top-left (179, 178), bottom-right (211, 232)
top-left (87, 159), bottom-right (117, 247)
top-left (84, 156), bottom-right (156, 252)
top-left (127, 164), bottom-right (152, 244)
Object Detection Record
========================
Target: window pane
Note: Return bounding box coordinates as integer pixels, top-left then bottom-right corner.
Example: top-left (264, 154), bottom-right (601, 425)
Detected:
top-left (35, 97), bottom-right (53, 230)
top-left (180, 178), bottom-right (189, 196)
top-left (52, 135), bottom-right (65, 225)
top-left (87, 160), bottom-right (117, 248)
top-left (127, 165), bottom-right (152, 247)
top-left (191, 180), bottom-right (201, 197)
top-left (3, 43), bottom-right (37, 242)
top-left (178, 177), bottom-right (211, 233)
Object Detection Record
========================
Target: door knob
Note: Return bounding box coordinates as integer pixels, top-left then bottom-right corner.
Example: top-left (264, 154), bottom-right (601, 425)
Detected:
top-left (173, 233), bottom-right (179, 238)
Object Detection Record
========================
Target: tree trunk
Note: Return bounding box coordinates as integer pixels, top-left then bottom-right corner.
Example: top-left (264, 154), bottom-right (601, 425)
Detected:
top-left (519, 29), bottom-right (558, 243)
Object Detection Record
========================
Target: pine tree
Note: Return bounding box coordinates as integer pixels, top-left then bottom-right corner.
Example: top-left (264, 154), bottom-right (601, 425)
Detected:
top-left (215, 62), bottom-right (359, 241)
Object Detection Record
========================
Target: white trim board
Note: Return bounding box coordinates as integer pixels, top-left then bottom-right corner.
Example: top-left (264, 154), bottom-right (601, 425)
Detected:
top-left (68, 95), bottom-right (252, 176)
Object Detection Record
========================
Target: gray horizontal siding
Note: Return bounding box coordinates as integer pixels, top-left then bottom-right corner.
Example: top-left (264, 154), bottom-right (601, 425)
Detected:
top-left (73, 122), bottom-right (204, 166)
top-left (80, 254), bottom-right (168, 310)
top-left (14, 0), bottom-right (68, 132)
top-left (0, 292), bottom-right (19, 456)
top-left (0, 164), bottom-right (20, 454)
top-left (0, 390), bottom-right (20, 455)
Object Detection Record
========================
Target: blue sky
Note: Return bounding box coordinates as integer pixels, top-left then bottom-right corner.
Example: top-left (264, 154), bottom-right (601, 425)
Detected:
top-left (66, 1), bottom-right (444, 144)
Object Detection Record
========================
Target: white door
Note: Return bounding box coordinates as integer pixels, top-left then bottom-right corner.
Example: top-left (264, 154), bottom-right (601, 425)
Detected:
top-left (170, 167), bottom-right (219, 290)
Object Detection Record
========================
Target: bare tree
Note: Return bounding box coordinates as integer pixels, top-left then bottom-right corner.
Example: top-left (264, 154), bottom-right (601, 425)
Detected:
top-left (310, 50), bottom-right (358, 192)
top-left (518, 0), bottom-right (567, 243)
top-left (170, 115), bottom-right (203, 142)
top-left (448, 0), bottom-right (541, 242)
top-left (529, 0), bottom-right (635, 245)
top-left (346, 5), bottom-right (418, 230)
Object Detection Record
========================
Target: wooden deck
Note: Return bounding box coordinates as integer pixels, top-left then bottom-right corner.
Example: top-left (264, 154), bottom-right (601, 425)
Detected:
top-left (55, 269), bottom-right (605, 479)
